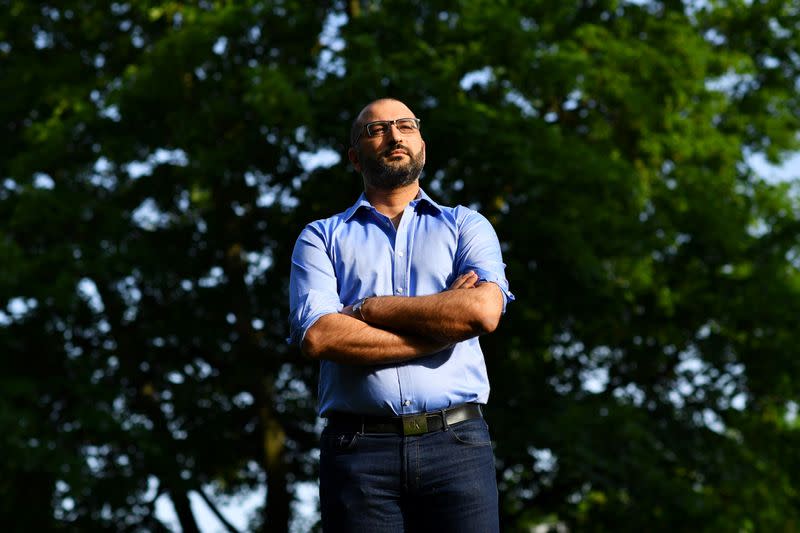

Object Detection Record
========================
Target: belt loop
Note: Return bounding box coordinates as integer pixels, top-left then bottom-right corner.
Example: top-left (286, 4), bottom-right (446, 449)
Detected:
top-left (441, 407), bottom-right (449, 431)
top-left (360, 416), bottom-right (365, 435)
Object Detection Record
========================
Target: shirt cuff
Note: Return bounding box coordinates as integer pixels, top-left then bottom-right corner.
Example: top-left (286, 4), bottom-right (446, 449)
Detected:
top-left (288, 289), bottom-right (343, 345)
top-left (472, 268), bottom-right (515, 313)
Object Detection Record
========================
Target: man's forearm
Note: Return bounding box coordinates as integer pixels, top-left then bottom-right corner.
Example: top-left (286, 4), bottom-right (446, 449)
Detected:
top-left (359, 281), bottom-right (504, 343)
top-left (301, 312), bottom-right (451, 365)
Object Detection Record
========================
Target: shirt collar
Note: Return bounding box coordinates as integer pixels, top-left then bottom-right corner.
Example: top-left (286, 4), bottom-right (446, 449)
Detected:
top-left (411, 188), bottom-right (443, 214)
top-left (343, 188), bottom-right (442, 222)
top-left (342, 193), bottom-right (374, 222)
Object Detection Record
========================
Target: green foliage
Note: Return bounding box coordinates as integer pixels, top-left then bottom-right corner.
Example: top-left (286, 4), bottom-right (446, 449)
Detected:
top-left (2, 0), bottom-right (800, 531)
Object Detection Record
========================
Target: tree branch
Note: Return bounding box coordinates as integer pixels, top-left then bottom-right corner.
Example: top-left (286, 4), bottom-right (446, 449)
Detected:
top-left (195, 488), bottom-right (240, 533)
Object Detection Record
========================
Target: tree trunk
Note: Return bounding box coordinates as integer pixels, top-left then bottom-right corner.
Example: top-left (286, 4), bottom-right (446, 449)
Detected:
top-left (265, 459), bottom-right (291, 533)
top-left (259, 384), bottom-right (291, 533)
top-left (168, 487), bottom-right (200, 533)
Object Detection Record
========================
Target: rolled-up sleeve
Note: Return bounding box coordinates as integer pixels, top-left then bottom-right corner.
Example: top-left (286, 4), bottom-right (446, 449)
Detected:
top-left (288, 224), bottom-right (343, 345)
top-left (454, 209), bottom-right (515, 311)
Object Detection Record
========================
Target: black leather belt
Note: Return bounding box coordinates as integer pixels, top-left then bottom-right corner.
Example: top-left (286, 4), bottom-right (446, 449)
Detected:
top-left (325, 403), bottom-right (483, 436)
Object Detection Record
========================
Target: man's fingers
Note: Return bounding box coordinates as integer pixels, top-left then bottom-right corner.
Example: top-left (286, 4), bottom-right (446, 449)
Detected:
top-left (448, 271), bottom-right (478, 290)
top-left (448, 273), bottom-right (468, 289)
top-left (463, 272), bottom-right (478, 288)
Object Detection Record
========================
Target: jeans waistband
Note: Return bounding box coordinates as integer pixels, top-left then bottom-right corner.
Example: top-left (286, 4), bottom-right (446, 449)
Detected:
top-left (325, 403), bottom-right (483, 436)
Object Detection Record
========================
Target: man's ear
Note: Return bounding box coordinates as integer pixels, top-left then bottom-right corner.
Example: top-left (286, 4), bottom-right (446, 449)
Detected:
top-left (347, 147), bottom-right (361, 172)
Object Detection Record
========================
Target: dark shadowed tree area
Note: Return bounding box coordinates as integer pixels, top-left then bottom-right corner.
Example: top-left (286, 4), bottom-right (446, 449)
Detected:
top-left (2, 0), bottom-right (800, 531)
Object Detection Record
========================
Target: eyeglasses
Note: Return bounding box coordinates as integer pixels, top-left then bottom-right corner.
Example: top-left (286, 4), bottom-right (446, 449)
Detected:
top-left (354, 118), bottom-right (421, 144)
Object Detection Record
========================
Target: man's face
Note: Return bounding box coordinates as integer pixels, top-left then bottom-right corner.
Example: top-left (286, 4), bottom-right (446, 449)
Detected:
top-left (349, 100), bottom-right (426, 190)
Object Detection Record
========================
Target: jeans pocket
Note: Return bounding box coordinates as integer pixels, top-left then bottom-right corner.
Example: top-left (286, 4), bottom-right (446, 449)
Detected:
top-left (321, 431), bottom-right (361, 454)
top-left (447, 419), bottom-right (492, 447)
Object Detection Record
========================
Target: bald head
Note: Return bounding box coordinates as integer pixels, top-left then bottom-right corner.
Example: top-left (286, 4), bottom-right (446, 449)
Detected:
top-left (350, 98), bottom-right (416, 147)
top-left (347, 98), bottom-right (426, 190)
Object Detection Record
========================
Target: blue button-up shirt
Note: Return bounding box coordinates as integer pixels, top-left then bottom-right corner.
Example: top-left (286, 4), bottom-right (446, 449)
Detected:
top-left (289, 189), bottom-right (514, 416)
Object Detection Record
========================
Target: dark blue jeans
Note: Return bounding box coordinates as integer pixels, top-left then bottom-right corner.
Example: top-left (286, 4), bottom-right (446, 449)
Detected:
top-left (319, 417), bottom-right (499, 533)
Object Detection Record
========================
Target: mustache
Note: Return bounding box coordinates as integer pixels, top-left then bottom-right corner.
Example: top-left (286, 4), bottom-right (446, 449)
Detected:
top-left (383, 144), bottom-right (410, 157)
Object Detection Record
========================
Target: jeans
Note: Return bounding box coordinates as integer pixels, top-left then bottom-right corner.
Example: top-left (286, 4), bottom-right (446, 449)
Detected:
top-left (319, 417), bottom-right (499, 533)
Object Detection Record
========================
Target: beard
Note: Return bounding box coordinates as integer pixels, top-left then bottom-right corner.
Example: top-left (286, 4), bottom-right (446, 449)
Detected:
top-left (358, 143), bottom-right (425, 190)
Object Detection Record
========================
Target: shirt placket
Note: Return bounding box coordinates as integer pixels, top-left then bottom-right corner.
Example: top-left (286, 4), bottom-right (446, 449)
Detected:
top-left (395, 205), bottom-right (415, 414)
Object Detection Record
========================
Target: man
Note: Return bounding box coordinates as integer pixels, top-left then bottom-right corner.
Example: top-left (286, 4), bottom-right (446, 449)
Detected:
top-left (289, 98), bottom-right (513, 532)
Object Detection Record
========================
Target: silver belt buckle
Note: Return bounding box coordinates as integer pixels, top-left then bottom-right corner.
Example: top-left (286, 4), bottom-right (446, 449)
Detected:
top-left (402, 413), bottom-right (428, 435)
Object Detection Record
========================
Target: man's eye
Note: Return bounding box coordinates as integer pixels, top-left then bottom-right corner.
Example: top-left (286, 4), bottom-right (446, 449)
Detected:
top-left (369, 123), bottom-right (388, 135)
top-left (396, 121), bottom-right (416, 132)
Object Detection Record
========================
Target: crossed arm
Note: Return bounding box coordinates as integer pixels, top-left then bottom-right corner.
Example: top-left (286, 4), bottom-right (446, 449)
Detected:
top-left (301, 272), bottom-right (504, 365)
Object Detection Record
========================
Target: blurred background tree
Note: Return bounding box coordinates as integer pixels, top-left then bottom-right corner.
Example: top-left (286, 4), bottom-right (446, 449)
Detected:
top-left (2, 0), bottom-right (800, 531)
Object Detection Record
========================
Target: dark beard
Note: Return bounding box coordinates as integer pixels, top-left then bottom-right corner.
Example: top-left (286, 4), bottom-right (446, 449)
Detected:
top-left (359, 145), bottom-right (425, 190)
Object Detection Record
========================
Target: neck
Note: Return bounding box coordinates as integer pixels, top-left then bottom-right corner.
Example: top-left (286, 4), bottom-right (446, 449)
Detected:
top-left (364, 181), bottom-right (420, 220)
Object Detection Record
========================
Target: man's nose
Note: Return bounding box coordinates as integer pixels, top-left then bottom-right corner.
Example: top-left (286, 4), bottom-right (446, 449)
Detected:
top-left (385, 122), bottom-right (404, 141)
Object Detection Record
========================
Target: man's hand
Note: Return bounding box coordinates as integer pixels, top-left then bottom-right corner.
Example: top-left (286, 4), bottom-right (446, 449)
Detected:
top-left (447, 270), bottom-right (479, 290)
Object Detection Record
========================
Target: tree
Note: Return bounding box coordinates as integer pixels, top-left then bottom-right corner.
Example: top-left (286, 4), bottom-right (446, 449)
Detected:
top-left (2, 0), bottom-right (800, 531)
top-left (309, 1), bottom-right (800, 530)
top-left (2, 1), bottom-right (328, 530)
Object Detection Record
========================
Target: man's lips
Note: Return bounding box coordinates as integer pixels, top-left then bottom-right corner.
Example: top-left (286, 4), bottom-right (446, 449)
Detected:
top-left (385, 148), bottom-right (409, 157)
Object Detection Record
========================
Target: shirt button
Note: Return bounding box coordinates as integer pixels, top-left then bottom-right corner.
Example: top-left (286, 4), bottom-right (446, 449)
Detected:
top-left (396, 288), bottom-right (403, 294)
top-left (402, 400), bottom-right (411, 406)
top-left (397, 251), bottom-right (404, 257)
